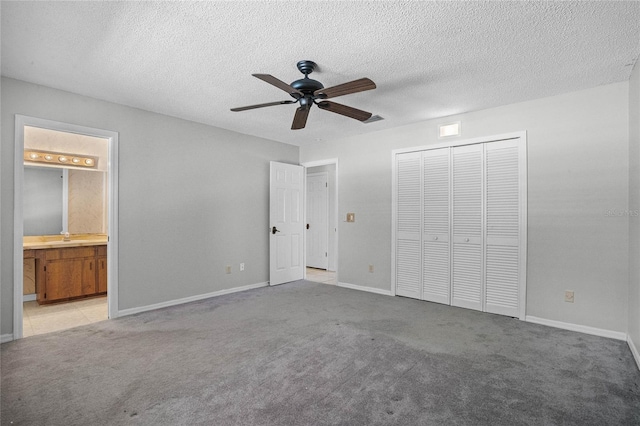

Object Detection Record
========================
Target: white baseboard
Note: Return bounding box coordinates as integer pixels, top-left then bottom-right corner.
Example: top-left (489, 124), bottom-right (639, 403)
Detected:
top-left (23, 294), bottom-right (36, 302)
top-left (525, 316), bottom-right (627, 341)
top-left (337, 281), bottom-right (392, 296)
top-left (1, 334), bottom-right (14, 344)
top-left (118, 282), bottom-right (268, 317)
top-left (628, 335), bottom-right (640, 371)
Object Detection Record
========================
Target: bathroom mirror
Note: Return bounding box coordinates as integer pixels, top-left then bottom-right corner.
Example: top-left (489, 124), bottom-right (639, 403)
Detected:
top-left (23, 165), bottom-right (107, 236)
top-left (24, 166), bottom-right (63, 235)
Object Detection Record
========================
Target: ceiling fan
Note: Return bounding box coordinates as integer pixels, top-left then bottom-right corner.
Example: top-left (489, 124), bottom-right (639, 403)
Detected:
top-left (230, 60), bottom-right (376, 130)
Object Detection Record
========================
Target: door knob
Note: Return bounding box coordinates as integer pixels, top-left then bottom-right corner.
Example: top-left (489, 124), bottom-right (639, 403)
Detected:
top-left (271, 226), bottom-right (280, 235)
top-left (306, 224), bottom-right (310, 230)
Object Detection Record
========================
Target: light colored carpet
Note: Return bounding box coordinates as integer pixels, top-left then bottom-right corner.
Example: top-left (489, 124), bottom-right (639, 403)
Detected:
top-left (2, 281), bottom-right (639, 425)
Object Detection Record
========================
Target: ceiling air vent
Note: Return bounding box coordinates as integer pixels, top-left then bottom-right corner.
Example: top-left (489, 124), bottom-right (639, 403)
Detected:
top-left (363, 115), bottom-right (384, 124)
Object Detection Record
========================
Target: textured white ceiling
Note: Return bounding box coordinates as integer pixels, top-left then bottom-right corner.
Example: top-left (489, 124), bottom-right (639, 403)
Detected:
top-left (2, 1), bottom-right (639, 146)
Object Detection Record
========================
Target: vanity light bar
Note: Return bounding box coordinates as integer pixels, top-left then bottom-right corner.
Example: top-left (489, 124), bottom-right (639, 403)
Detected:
top-left (24, 150), bottom-right (98, 168)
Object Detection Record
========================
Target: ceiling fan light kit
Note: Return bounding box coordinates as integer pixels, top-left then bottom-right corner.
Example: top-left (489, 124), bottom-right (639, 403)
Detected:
top-left (231, 60), bottom-right (376, 130)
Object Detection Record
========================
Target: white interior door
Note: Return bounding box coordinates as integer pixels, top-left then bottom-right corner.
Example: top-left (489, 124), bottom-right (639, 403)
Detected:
top-left (270, 161), bottom-right (304, 286)
top-left (484, 140), bottom-right (522, 317)
top-left (422, 148), bottom-right (451, 305)
top-left (395, 152), bottom-right (422, 299)
top-left (306, 172), bottom-right (328, 269)
top-left (451, 144), bottom-right (484, 311)
top-left (393, 134), bottom-right (526, 319)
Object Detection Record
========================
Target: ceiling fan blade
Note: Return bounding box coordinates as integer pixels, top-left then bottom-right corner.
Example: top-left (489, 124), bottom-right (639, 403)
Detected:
top-left (291, 105), bottom-right (310, 130)
top-left (253, 74), bottom-right (303, 98)
top-left (314, 78), bottom-right (376, 99)
top-left (317, 101), bottom-right (372, 122)
top-left (230, 100), bottom-right (296, 112)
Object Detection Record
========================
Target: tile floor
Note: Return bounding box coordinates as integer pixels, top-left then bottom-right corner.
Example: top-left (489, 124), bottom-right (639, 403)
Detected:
top-left (23, 296), bottom-right (108, 338)
top-left (305, 267), bottom-right (337, 285)
top-left (21, 271), bottom-right (332, 338)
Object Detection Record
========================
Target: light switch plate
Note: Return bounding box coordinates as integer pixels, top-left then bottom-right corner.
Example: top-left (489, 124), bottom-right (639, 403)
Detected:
top-left (346, 213), bottom-right (355, 222)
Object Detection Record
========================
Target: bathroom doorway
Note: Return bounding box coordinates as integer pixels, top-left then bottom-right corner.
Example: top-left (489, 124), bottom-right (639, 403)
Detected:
top-left (14, 116), bottom-right (119, 339)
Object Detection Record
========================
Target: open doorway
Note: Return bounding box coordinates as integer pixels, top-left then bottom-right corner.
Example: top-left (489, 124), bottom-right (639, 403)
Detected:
top-left (303, 159), bottom-right (338, 285)
top-left (14, 116), bottom-right (119, 340)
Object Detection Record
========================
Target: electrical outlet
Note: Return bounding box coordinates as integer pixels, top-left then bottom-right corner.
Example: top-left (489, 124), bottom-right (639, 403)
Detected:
top-left (225, 265), bottom-right (231, 274)
top-left (240, 263), bottom-right (245, 271)
top-left (565, 290), bottom-right (574, 303)
top-left (369, 264), bottom-right (374, 273)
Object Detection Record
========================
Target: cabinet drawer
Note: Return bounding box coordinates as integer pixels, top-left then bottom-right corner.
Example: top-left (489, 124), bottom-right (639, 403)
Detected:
top-left (45, 246), bottom-right (96, 260)
top-left (96, 245), bottom-right (107, 256)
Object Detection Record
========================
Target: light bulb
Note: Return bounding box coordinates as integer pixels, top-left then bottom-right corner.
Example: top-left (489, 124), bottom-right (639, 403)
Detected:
top-left (72, 157), bottom-right (80, 164)
top-left (85, 159), bottom-right (94, 166)
top-left (44, 154), bottom-right (53, 161)
top-left (59, 156), bottom-right (68, 163)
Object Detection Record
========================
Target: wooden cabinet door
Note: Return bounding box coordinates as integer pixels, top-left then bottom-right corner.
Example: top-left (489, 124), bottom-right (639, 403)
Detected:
top-left (40, 246), bottom-right (105, 303)
top-left (45, 259), bottom-right (83, 301)
top-left (81, 259), bottom-right (96, 296)
top-left (97, 256), bottom-right (107, 293)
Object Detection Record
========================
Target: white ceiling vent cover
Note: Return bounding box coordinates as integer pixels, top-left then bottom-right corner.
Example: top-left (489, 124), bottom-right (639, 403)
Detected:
top-left (363, 115), bottom-right (385, 124)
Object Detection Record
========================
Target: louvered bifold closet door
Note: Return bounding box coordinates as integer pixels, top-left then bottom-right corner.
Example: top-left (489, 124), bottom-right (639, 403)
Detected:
top-left (395, 152), bottom-right (422, 299)
top-left (451, 144), bottom-right (484, 311)
top-left (422, 148), bottom-right (451, 304)
top-left (484, 140), bottom-right (521, 317)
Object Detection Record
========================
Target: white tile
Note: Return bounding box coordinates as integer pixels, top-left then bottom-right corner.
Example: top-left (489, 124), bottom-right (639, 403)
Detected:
top-left (30, 311), bottom-right (91, 335)
top-left (22, 316), bottom-right (34, 338)
top-left (22, 297), bottom-right (108, 337)
top-left (77, 305), bottom-right (108, 323)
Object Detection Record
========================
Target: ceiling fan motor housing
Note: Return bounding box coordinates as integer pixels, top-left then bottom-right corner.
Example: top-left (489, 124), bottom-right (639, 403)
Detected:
top-left (290, 77), bottom-right (324, 96)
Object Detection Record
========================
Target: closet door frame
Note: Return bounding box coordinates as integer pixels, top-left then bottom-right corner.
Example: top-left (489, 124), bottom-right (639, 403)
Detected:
top-left (391, 131), bottom-right (527, 320)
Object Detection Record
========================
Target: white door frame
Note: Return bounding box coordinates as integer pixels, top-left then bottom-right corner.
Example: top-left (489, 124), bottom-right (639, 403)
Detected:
top-left (301, 158), bottom-right (339, 280)
top-left (13, 115), bottom-right (119, 340)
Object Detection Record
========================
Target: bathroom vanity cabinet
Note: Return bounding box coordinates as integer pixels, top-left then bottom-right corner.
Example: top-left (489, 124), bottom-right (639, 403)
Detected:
top-left (25, 244), bottom-right (107, 304)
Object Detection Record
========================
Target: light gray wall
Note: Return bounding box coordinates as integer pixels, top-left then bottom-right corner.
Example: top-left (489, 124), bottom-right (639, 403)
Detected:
top-left (23, 167), bottom-right (64, 236)
top-left (629, 60), bottom-right (640, 349)
top-left (1, 77), bottom-right (298, 335)
top-left (301, 82), bottom-right (630, 333)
